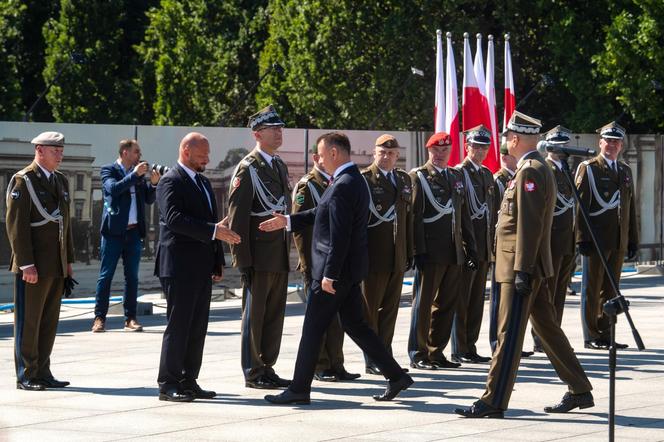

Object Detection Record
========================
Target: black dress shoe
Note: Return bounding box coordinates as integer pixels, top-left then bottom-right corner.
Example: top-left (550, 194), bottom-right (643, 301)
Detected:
top-left (183, 382), bottom-right (216, 399)
top-left (522, 350), bottom-right (535, 358)
top-left (373, 373), bottom-right (414, 401)
top-left (335, 368), bottom-right (361, 381)
top-left (264, 372), bottom-right (291, 388)
top-left (584, 339), bottom-right (610, 350)
top-left (159, 387), bottom-right (194, 402)
top-left (430, 357), bottom-right (461, 369)
top-left (265, 389), bottom-right (311, 405)
top-left (314, 369), bottom-right (338, 382)
top-left (16, 379), bottom-right (45, 391)
top-left (451, 354), bottom-right (463, 363)
top-left (544, 392), bottom-right (594, 413)
top-left (613, 341), bottom-right (628, 349)
top-left (245, 375), bottom-right (280, 389)
top-left (365, 364), bottom-right (382, 375)
top-left (39, 377), bottom-right (70, 388)
top-left (532, 344), bottom-right (544, 353)
top-left (467, 352), bottom-right (491, 363)
top-left (410, 360), bottom-right (437, 370)
top-left (455, 400), bottom-right (504, 418)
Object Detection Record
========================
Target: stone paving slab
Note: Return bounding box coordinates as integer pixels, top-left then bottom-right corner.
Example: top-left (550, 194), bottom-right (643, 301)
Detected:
top-left (0, 272), bottom-right (663, 441)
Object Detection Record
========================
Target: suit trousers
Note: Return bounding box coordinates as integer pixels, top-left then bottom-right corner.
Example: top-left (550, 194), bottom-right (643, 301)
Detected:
top-left (241, 271), bottom-right (288, 380)
top-left (408, 263), bottom-right (462, 363)
top-left (14, 275), bottom-right (64, 382)
top-left (157, 276), bottom-right (211, 389)
top-left (481, 280), bottom-right (592, 410)
top-left (303, 274), bottom-right (345, 371)
top-left (361, 270), bottom-right (404, 365)
top-left (452, 261), bottom-right (490, 355)
top-left (289, 279), bottom-right (403, 394)
top-left (580, 250), bottom-right (625, 342)
top-left (532, 252), bottom-right (576, 348)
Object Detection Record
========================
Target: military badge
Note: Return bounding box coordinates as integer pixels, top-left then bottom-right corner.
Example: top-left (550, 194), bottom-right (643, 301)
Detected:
top-left (524, 180), bottom-right (536, 192)
top-left (295, 194), bottom-right (305, 205)
top-left (403, 185), bottom-right (412, 194)
top-left (232, 177), bottom-right (241, 188)
top-left (63, 191), bottom-right (70, 202)
top-left (376, 204), bottom-right (382, 211)
top-left (454, 181), bottom-right (464, 190)
top-left (508, 180), bottom-right (516, 190)
top-left (10, 190), bottom-right (20, 199)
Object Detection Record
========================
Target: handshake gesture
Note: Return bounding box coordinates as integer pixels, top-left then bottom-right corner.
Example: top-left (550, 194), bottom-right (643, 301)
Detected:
top-left (215, 217), bottom-right (241, 244)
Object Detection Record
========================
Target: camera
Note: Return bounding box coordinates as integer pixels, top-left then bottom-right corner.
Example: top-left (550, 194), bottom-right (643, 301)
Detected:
top-left (151, 164), bottom-right (170, 175)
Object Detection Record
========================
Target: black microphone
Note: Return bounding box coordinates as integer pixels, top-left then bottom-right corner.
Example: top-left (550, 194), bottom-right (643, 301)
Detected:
top-left (539, 141), bottom-right (596, 157)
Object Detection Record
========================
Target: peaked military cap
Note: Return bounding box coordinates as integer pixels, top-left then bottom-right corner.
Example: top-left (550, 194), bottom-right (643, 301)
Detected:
top-left (545, 125), bottom-right (572, 145)
top-left (464, 124), bottom-right (492, 145)
top-left (596, 121), bottom-right (625, 140)
top-left (31, 131), bottom-right (65, 147)
top-left (248, 104), bottom-right (285, 131)
top-left (426, 132), bottom-right (452, 148)
top-left (375, 134), bottom-right (400, 149)
top-left (502, 111), bottom-right (542, 135)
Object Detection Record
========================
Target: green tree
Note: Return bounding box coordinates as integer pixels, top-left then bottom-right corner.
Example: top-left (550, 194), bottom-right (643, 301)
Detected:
top-left (594, 0), bottom-right (664, 132)
top-left (0, 0), bottom-right (25, 120)
top-left (42, 0), bottom-right (152, 123)
top-left (137, 0), bottom-right (268, 126)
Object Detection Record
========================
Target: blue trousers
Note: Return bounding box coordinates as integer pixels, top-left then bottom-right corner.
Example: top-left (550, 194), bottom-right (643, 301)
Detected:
top-left (94, 228), bottom-right (142, 319)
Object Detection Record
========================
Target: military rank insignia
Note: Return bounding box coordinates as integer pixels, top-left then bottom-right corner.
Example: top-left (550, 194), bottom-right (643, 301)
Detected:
top-left (11, 190), bottom-right (20, 199)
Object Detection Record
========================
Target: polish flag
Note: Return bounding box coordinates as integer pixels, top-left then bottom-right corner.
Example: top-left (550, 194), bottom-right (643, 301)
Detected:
top-left (444, 32), bottom-right (461, 166)
top-left (484, 35), bottom-right (500, 172)
top-left (462, 33), bottom-right (484, 150)
top-left (473, 33), bottom-right (499, 172)
top-left (434, 30), bottom-right (445, 132)
top-left (503, 33), bottom-right (516, 132)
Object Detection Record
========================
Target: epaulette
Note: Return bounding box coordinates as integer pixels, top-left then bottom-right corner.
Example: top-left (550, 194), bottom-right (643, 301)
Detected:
top-left (585, 157), bottom-right (599, 166)
top-left (395, 168), bottom-right (408, 177)
top-left (360, 167), bottom-right (372, 175)
top-left (449, 167), bottom-right (463, 178)
top-left (410, 165), bottom-right (427, 174)
top-left (240, 155), bottom-right (256, 167)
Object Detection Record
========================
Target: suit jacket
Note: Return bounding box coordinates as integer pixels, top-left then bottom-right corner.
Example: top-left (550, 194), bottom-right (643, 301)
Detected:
top-left (100, 162), bottom-right (156, 238)
top-left (290, 164), bottom-right (369, 284)
top-left (495, 151), bottom-right (555, 282)
top-left (227, 148), bottom-right (291, 272)
top-left (546, 158), bottom-right (575, 257)
top-left (154, 164), bottom-right (224, 278)
top-left (292, 167), bottom-right (330, 274)
top-left (361, 164), bottom-right (413, 273)
top-left (6, 162), bottom-right (74, 276)
top-left (409, 162), bottom-right (476, 265)
top-left (575, 155), bottom-right (638, 252)
top-left (457, 158), bottom-right (495, 262)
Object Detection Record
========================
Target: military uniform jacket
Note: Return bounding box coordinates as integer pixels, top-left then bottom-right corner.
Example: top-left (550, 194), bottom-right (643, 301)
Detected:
top-left (495, 151), bottom-right (555, 282)
top-left (6, 162), bottom-right (74, 277)
top-left (361, 164), bottom-right (414, 273)
top-left (292, 167), bottom-right (329, 274)
top-left (457, 158), bottom-right (495, 262)
top-left (575, 155), bottom-right (638, 252)
top-left (409, 161), bottom-right (477, 265)
top-left (227, 148), bottom-right (292, 272)
top-left (492, 168), bottom-right (514, 260)
top-left (547, 158), bottom-right (575, 257)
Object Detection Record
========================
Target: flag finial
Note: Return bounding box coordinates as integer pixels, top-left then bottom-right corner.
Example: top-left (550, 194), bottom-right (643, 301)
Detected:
top-left (446, 31), bottom-right (452, 39)
top-left (476, 33), bottom-right (482, 40)
top-left (463, 32), bottom-right (469, 39)
top-left (505, 33), bottom-right (510, 41)
top-left (488, 34), bottom-right (494, 41)
top-left (437, 29), bottom-right (442, 36)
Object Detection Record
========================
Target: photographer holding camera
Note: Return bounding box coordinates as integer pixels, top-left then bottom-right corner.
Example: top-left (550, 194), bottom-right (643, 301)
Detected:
top-left (92, 139), bottom-right (161, 333)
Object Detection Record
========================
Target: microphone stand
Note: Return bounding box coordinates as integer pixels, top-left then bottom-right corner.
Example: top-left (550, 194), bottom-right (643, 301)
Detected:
top-left (558, 155), bottom-right (645, 442)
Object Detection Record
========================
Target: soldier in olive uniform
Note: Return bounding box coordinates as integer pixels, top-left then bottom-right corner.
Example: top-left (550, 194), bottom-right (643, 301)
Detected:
top-left (576, 122), bottom-right (638, 350)
top-left (408, 132), bottom-right (477, 370)
top-left (530, 126), bottom-right (577, 353)
top-left (451, 125), bottom-right (495, 364)
top-left (361, 134), bottom-right (413, 375)
top-left (456, 111), bottom-right (593, 418)
top-left (227, 105), bottom-right (292, 389)
top-left (6, 131), bottom-right (74, 391)
top-left (292, 145), bottom-right (359, 382)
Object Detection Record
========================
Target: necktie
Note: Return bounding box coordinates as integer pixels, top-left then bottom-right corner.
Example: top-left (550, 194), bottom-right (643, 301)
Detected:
top-left (48, 174), bottom-right (55, 187)
top-left (387, 171), bottom-right (396, 188)
top-left (195, 174), bottom-right (211, 210)
top-left (612, 161), bottom-right (618, 174)
top-left (271, 158), bottom-right (279, 174)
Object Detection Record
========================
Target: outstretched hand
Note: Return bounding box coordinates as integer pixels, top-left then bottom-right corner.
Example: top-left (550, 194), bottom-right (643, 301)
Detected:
top-left (259, 212), bottom-right (288, 232)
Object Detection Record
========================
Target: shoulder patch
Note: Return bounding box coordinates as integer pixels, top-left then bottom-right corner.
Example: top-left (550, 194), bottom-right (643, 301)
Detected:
top-left (524, 179), bottom-right (536, 192)
top-left (295, 194), bottom-right (305, 205)
top-left (232, 176), bottom-right (241, 188)
top-left (10, 189), bottom-right (20, 200)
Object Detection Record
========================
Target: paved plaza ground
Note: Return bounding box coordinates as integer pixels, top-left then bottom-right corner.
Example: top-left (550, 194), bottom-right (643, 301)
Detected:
top-left (0, 267), bottom-right (663, 441)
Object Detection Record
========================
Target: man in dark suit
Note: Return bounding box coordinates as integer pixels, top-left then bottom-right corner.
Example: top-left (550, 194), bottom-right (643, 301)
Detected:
top-left (155, 132), bottom-right (241, 402)
top-left (92, 139), bottom-right (160, 333)
top-left (259, 132), bottom-right (413, 405)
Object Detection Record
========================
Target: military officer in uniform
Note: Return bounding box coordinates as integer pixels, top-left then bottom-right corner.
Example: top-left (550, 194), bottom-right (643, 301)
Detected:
top-left (361, 134), bottom-right (413, 375)
top-left (408, 132), bottom-right (477, 370)
top-left (488, 145), bottom-right (517, 353)
top-left (451, 125), bottom-right (494, 364)
top-left (576, 121), bottom-right (638, 350)
top-left (6, 131), bottom-right (74, 391)
top-left (227, 105), bottom-right (292, 389)
top-left (530, 126), bottom-right (577, 353)
top-left (456, 111), bottom-right (593, 418)
top-left (292, 144), bottom-right (359, 382)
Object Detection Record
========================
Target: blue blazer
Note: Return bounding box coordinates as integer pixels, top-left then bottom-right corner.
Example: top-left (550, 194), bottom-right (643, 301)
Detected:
top-left (291, 164), bottom-right (369, 284)
top-left (100, 162), bottom-right (156, 238)
top-left (154, 164), bottom-right (225, 278)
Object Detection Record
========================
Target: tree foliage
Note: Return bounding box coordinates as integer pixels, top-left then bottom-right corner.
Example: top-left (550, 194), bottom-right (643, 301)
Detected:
top-left (0, 0), bottom-right (25, 120)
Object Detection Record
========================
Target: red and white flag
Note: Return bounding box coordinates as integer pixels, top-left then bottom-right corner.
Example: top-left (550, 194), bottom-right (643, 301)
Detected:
top-left (462, 33), bottom-right (484, 150)
top-left (434, 30), bottom-right (445, 132)
top-left (444, 32), bottom-right (460, 166)
top-left (473, 33), bottom-right (499, 172)
top-left (503, 33), bottom-right (516, 132)
top-left (485, 35), bottom-right (500, 172)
